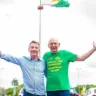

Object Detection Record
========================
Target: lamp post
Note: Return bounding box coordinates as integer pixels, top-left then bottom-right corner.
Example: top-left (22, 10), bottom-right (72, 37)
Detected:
top-left (76, 68), bottom-right (81, 94)
top-left (38, 0), bottom-right (43, 58)
top-left (0, 68), bottom-right (4, 94)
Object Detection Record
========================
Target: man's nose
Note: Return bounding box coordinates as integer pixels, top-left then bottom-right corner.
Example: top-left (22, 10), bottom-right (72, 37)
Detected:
top-left (33, 48), bottom-right (36, 50)
top-left (52, 44), bottom-right (56, 46)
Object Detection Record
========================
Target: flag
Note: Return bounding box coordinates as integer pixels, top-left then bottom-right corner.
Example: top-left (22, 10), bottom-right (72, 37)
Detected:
top-left (81, 86), bottom-right (86, 96)
top-left (42, 0), bottom-right (70, 8)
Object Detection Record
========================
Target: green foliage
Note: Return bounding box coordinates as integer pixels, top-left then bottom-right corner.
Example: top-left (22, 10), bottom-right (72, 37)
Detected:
top-left (75, 84), bottom-right (96, 96)
top-left (75, 85), bottom-right (84, 93)
top-left (11, 78), bottom-right (18, 86)
top-left (6, 88), bottom-right (13, 95)
top-left (6, 84), bottom-right (23, 96)
top-left (86, 84), bottom-right (96, 90)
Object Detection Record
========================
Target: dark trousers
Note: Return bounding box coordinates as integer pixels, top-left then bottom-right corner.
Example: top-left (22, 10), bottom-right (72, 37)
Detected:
top-left (23, 89), bottom-right (46, 96)
top-left (47, 90), bottom-right (70, 96)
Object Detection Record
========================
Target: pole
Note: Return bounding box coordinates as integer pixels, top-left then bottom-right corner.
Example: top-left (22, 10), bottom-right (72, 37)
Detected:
top-left (38, 0), bottom-right (43, 58)
top-left (76, 68), bottom-right (81, 94)
top-left (39, 7), bottom-right (41, 58)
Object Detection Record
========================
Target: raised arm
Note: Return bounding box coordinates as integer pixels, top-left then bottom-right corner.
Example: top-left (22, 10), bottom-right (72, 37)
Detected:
top-left (76, 42), bottom-right (96, 61)
top-left (0, 51), bottom-right (21, 65)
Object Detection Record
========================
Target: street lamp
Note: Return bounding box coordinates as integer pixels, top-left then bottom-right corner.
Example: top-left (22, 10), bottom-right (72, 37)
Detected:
top-left (38, 0), bottom-right (43, 59)
top-left (76, 68), bottom-right (81, 94)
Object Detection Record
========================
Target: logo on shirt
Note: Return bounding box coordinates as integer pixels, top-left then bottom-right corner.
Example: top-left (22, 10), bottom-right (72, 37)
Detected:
top-left (55, 56), bottom-right (60, 60)
top-left (49, 57), bottom-right (53, 60)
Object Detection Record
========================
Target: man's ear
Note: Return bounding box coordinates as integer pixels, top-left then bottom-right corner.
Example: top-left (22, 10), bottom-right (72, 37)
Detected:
top-left (28, 47), bottom-right (29, 51)
top-left (48, 44), bottom-right (50, 48)
top-left (58, 43), bottom-right (60, 47)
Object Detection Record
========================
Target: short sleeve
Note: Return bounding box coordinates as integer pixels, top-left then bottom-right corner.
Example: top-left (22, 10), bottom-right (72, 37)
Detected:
top-left (64, 50), bottom-right (77, 62)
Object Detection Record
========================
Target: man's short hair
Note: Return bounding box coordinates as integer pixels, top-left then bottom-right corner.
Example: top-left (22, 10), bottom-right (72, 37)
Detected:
top-left (29, 40), bottom-right (40, 46)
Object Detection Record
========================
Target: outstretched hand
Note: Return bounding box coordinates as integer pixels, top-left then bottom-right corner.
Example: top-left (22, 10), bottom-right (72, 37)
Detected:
top-left (93, 42), bottom-right (96, 50)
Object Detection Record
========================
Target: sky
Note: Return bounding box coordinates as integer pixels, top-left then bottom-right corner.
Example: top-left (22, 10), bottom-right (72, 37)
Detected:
top-left (0, 0), bottom-right (96, 89)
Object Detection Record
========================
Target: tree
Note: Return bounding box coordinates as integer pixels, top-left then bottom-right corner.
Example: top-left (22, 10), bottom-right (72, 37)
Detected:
top-left (11, 78), bottom-right (18, 87)
top-left (11, 78), bottom-right (19, 96)
top-left (6, 88), bottom-right (13, 95)
top-left (6, 84), bottom-right (23, 96)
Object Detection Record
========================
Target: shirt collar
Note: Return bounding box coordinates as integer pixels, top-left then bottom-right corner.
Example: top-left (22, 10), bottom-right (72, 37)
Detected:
top-left (29, 57), bottom-right (41, 61)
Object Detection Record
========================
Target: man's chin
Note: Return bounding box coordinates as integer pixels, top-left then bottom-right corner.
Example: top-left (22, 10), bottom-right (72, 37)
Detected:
top-left (51, 50), bottom-right (57, 53)
top-left (31, 54), bottom-right (38, 57)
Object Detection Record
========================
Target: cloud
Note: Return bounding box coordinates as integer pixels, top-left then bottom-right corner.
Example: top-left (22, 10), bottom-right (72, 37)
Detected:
top-left (0, 0), bottom-right (14, 4)
top-left (87, 61), bottom-right (96, 68)
top-left (79, 0), bottom-right (96, 25)
top-left (69, 67), bottom-right (96, 86)
top-left (80, 0), bottom-right (96, 17)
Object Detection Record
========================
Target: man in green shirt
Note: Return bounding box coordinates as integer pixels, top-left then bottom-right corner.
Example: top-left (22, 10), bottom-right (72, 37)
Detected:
top-left (43, 38), bottom-right (96, 96)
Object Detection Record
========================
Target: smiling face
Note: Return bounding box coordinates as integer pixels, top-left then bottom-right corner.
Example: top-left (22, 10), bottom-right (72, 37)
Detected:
top-left (48, 38), bottom-right (60, 53)
top-left (28, 41), bottom-right (40, 58)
